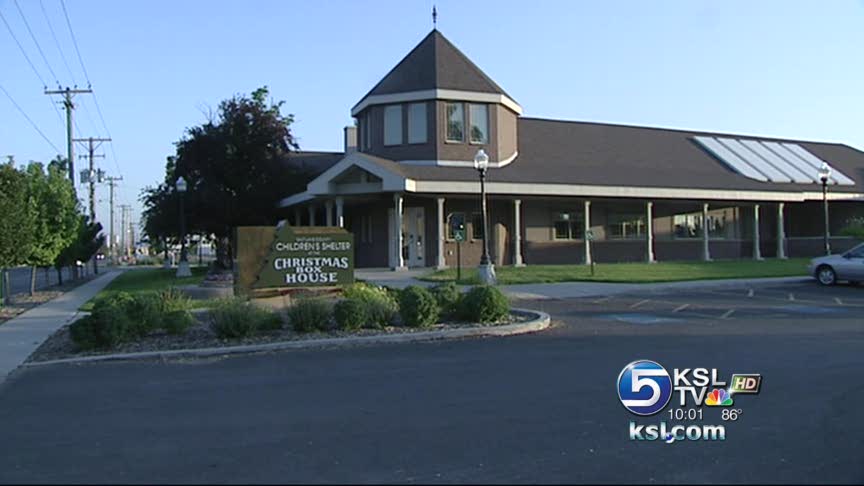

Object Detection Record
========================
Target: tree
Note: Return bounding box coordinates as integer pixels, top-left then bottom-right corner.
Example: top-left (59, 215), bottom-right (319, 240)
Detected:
top-left (54, 216), bottom-right (105, 284)
top-left (0, 161), bottom-right (37, 305)
top-left (143, 86), bottom-right (313, 269)
top-left (24, 159), bottom-right (79, 295)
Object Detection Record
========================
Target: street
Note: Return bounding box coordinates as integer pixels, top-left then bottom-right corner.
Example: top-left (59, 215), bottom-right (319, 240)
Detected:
top-left (0, 280), bottom-right (862, 483)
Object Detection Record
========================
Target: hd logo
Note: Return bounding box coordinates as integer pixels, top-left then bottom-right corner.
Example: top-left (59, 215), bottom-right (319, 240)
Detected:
top-left (617, 360), bottom-right (761, 415)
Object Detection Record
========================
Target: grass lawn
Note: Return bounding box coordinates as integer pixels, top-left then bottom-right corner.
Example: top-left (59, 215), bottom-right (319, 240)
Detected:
top-left (80, 267), bottom-right (210, 311)
top-left (420, 258), bottom-right (811, 285)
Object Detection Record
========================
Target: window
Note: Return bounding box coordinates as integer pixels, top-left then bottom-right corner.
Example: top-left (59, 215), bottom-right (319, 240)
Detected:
top-left (607, 213), bottom-right (646, 239)
top-left (446, 212), bottom-right (466, 240)
top-left (673, 211), bottom-right (728, 239)
top-left (363, 112), bottom-right (371, 149)
top-left (384, 105), bottom-right (402, 146)
top-left (407, 103), bottom-right (427, 144)
top-left (472, 212), bottom-right (485, 240)
top-left (553, 212), bottom-right (584, 240)
top-left (469, 104), bottom-right (489, 144)
top-left (446, 102), bottom-right (464, 142)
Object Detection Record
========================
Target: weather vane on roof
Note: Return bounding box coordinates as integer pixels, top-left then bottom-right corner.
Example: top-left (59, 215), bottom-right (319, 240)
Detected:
top-left (432, 5), bottom-right (437, 29)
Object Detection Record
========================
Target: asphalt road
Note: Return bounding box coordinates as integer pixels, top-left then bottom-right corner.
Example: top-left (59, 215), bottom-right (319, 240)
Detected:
top-left (1, 280), bottom-right (863, 483)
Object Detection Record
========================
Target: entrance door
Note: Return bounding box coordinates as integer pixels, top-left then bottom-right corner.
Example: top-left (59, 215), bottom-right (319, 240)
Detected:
top-left (404, 207), bottom-right (426, 267)
top-left (388, 207), bottom-right (426, 268)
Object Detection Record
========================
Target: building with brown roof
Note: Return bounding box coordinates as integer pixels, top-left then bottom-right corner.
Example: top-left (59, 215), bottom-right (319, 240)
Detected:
top-left (280, 29), bottom-right (864, 269)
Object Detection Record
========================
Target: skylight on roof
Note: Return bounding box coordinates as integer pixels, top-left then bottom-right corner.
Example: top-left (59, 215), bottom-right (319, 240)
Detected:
top-left (692, 136), bottom-right (855, 186)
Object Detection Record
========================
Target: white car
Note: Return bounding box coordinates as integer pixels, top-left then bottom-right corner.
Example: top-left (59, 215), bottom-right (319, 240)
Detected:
top-left (808, 242), bottom-right (864, 286)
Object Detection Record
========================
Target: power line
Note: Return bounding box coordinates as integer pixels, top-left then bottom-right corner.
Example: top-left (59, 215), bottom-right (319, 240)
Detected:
top-left (39, 0), bottom-right (78, 86)
top-left (60, 0), bottom-right (90, 85)
top-left (0, 83), bottom-right (62, 154)
top-left (13, 0), bottom-right (60, 86)
top-left (0, 8), bottom-right (48, 88)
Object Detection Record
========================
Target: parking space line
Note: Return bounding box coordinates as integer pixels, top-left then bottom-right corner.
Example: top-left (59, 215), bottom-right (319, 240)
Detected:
top-left (630, 299), bottom-right (650, 309)
top-left (721, 309), bottom-right (735, 319)
top-left (592, 296), bottom-right (612, 304)
top-left (788, 293), bottom-right (795, 301)
top-left (835, 297), bottom-right (843, 305)
top-left (673, 304), bottom-right (690, 313)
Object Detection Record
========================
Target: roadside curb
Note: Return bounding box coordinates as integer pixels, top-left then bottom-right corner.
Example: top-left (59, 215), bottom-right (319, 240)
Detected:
top-left (22, 308), bottom-right (551, 367)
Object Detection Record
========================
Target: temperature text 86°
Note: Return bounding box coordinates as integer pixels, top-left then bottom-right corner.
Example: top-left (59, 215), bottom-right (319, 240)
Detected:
top-left (722, 409), bottom-right (743, 421)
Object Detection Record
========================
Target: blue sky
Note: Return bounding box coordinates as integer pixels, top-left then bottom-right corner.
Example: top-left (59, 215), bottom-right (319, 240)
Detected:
top-left (2, 0), bottom-right (863, 239)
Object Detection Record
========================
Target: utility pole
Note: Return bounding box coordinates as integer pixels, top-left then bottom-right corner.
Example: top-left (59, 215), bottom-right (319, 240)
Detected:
top-left (104, 176), bottom-right (122, 264)
top-left (45, 87), bottom-right (92, 183)
top-left (72, 137), bottom-right (110, 221)
top-left (120, 204), bottom-right (130, 262)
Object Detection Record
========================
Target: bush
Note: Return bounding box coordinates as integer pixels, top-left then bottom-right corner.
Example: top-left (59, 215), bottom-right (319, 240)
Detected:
top-left (334, 298), bottom-right (369, 331)
top-left (459, 286), bottom-right (510, 323)
top-left (343, 283), bottom-right (397, 328)
top-left (398, 286), bottom-right (439, 328)
top-left (70, 302), bottom-right (135, 350)
top-left (125, 294), bottom-right (162, 336)
top-left (431, 282), bottom-right (461, 318)
top-left (162, 309), bottom-right (195, 335)
top-left (157, 287), bottom-right (191, 313)
top-left (209, 297), bottom-right (283, 339)
top-left (288, 298), bottom-right (332, 333)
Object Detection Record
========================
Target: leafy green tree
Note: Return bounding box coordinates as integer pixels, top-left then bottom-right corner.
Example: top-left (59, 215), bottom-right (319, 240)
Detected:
top-left (0, 161), bottom-right (37, 305)
top-left (173, 86), bottom-right (309, 267)
top-left (54, 216), bottom-right (105, 283)
top-left (24, 160), bottom-right (79, 294)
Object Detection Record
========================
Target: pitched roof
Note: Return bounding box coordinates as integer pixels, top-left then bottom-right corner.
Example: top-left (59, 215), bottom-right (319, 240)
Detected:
top-left (282, 151), bottom-right (344, 177)
top-left (390, 119), bottom-right (864, 194)
top-left (354, 30), bottom-right (513, 107)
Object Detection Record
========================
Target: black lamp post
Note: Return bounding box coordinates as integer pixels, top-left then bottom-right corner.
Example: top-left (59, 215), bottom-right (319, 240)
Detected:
top-left (818, 162), bottom-right (832, 255)
top-left (175, 175), bottom-right (192, 277)
top-left (474, 149), bottom-right (496, 284)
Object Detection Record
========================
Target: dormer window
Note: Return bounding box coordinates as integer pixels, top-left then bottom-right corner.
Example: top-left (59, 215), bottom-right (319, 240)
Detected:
top-left (469, 104), bottom-right (489, 144)
top-left (446, 102), bottom-right (465, 142)
top-left (384, 105), bottom-right (402, 146)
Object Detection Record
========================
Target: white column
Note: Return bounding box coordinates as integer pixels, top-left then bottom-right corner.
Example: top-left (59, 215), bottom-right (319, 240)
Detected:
top-left (753, 204), bottom-right (763, 260)
top-left (393, 193), bottom-right (405, 270)
top-left (583, 200), bottom-right (592, 265)
top-left (325, 200), bottom-right (334, 226)
top-left (308, 205), bottom-right (316, 226)
top-left (514, 199), bottom-right (525, 267)
top-left (336, 197), bottom-right (344, 228)
top-left (436, 197), bottom-right (446, 269)
top-left (646, 201), bottom-right (655, 263)
top-left (702, 203), bottom-right (711, 261)
top-left (293, 207), bottom-right (301, 226)
top-left (776, 202), bottom-right (786, 259)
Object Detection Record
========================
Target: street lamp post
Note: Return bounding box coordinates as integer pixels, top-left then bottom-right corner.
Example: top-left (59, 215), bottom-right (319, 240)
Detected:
top-left (818, 162), bottom-right (832, 255)
top-left (176, 175), bottom-right (192, 277)
top-left (474, 149), bottom-right (496, 285)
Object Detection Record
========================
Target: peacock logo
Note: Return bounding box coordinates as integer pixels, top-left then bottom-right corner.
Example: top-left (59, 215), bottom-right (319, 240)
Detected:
top-left (705, 389), bottom-right (734, 407)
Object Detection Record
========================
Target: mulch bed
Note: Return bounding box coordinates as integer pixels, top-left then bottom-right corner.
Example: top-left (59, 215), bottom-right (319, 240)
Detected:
top-left (26, 310), bottom-right (531, 363)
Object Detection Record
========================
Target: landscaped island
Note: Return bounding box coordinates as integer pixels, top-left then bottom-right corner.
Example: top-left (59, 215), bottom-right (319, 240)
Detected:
top-left (421, 258), bottom-right (810, 285)
top-left (29, 281), bottom-right (524, 363)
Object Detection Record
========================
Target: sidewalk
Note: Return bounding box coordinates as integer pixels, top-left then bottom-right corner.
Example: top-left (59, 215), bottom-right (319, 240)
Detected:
top-left (0, 270), bottom-right (122, 383)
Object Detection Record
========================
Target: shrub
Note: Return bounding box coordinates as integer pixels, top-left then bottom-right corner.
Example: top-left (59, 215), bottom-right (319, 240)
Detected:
top-left (459, 286), bottom-right (510, 323)
top-left (157, 287), bottom-right (191, 313)
top-left (398, 286), bottom-right (439, 328)
top-left (334, 298), bottom-right (369, 331)
top-left (343, 283), bottom-right (397, 328)
top-left (431, 282), bottom-right (461, 318)
top-left (126, 294), bottom-right (162, 336)
top-left (209, 298), bottom-right (257, 339)
top-left (70, 302), bottom-right (135, 350)
top-left (287, 298), bottom-right (332, 333)
top-left (209, 298), bottom-right (283, 339)
top-left (162, 310), bottom-right (195, 335)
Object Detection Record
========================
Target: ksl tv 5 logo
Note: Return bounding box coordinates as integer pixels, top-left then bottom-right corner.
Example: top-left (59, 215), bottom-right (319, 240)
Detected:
top-left (617, 360), bottom-right (761, 415)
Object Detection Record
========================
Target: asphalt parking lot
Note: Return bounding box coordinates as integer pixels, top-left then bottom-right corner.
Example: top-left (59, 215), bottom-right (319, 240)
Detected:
top-left (0, 279), bottom-right (862, 484)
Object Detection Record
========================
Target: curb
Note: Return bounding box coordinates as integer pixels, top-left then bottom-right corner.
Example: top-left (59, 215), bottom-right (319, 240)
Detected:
top-left (22, 308), bottom-right (550, 367)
